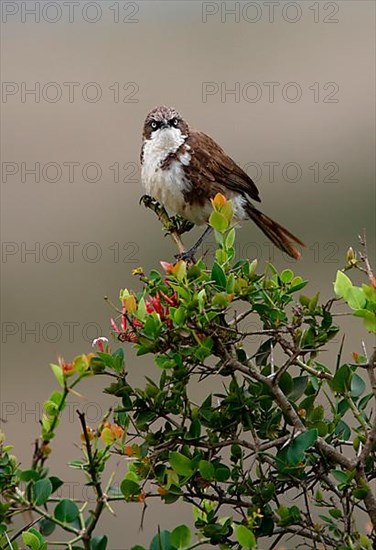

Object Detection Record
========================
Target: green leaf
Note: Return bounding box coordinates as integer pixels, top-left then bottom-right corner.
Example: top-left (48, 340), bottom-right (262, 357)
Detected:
top-left (287, 277), bottom-right (308, 293)
top-left (354, 309), bottom-right (376, 332)
top-left (279, 372), bottom-right (293, 396)
top-left (287, 429), bottom-right (318, 464)
top-left (187, 419), bottom-right (201, 440)
top-left (335, 419), bottom-right (351, 440)
top-left (359, 392), bottom-right (374, 410)
top-left (197, 289), bottom-right (206, 311)
top-left (248, 258), bottom-right (258, 275)
top-left (163, 484), bottom-right (183, 504)
top-left (235, 525), bottom-right (256, 549)
top-left (49, 390), bottom-right (63, 405)
top-left (150, 530), bottom-right (177, 550)
top-left (21, 529), bottom-right (46, 550)
top-left (199, 460), bottom-right (215, 481)
top-left (277, 505), bottom-right (301, 526)
top-left (334, 271), bottom-right (352, 299)
top-left (120, 479), bottom-right (141, 498)
top-left (212, 292), bottom-right (229, 307)
top-left (49, 363), bottom-right (64, 387)
top-left (289, 376), bottom-right (308, 401)
top-left (173, 306), bottom-right (187, 327)
top-left (309, 293), bottom-right (320, 312)
top-left (353, 487), bottom-right (370, 499)
top-left (39, 518), bottom-right (55, 537)
top-left (350, 373), bottom-right (366, 398)
top-left (90, 536), bottom-right (108, 550)
top-left (221, 200), bottom-right (234, 223)
top-left (332, 364), bottom-right (352, 394)
top-left (170, 525), bottom-right (191, 549)
top-left (214, 465), bottom-right (231, 482)
top-left (54, 499), bottom-right (79, 523)
top-left (19, 469), bottom-right (40, 482)
top-left (112, 347), bottom-right (125, 373)
top-left (137, 297), bottom-right (147, 321)
top-left (346, 287), bottom-right (366, 310)
top-left (44, 399), bottom-right (60, 416)
top-left (309, 405), bottom-right (324, 423)
top-left (174, 260), bottom-right (187, 281)
top-left (225, 228), bottom-right (236, 249)
top-left (169, 452), bottom-right (193, 477)
top-left (124, 470), bottom-right (139, 483)
top-left (280, 269), bottom-right (293, 284)
top-left (332, 469), bottom-right (352, 485)
top-left (328, 508), bottom-right (342, 519)
top-left (211, 262), bottom-right (227, 289)
top-left (364, 312), bottom-right (376, 333)
top-left (362, 284), bottom-right (376, 304)
top-left (49, 476), bottom-right (64, 493)
top-left (22, 531), bottom-right (41, 550)
top-left (136, 409), bottom-right (156, 428)
top-left (358, 535), bottom-right (372, 549)
top-left (226, 272), bottom-right (235, 293)
top-left (215, 247), bottom-right (227, 264)
top-left (30, 528), bottom-right (45, 544)
top-left (209, 210), bottom-right (228, 233)
top-left (32, 479), bottom-right (52, 506)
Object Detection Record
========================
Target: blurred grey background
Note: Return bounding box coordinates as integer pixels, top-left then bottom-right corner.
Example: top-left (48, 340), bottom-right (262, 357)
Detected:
top-left (1, 1), bottom-right (375, 548)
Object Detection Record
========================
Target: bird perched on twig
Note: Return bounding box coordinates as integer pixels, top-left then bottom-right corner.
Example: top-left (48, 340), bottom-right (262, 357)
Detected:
top-left (140, 105), bottom-right (304, 260)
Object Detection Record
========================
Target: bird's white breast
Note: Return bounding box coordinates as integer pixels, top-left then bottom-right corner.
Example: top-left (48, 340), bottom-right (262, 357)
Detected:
top-left (141, 127), bottom-right (193, 218)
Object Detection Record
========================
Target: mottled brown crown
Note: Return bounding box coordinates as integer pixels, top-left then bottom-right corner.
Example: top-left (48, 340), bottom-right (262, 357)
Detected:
top-left (142, 105), bottom-right (189, 140)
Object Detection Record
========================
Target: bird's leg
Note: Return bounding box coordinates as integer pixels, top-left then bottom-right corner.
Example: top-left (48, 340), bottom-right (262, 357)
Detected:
top-left (175, 226), bottom-right (213, 262)
top-left (140, 195), bottom-right (186, 254)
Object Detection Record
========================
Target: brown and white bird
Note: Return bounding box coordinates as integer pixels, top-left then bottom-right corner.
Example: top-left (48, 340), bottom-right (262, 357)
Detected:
top-left (140, 105), bottom-right (304, 260)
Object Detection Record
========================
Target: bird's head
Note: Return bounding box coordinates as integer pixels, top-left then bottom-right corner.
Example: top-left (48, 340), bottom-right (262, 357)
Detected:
top-left (142, 105), bottom-right (189, 142)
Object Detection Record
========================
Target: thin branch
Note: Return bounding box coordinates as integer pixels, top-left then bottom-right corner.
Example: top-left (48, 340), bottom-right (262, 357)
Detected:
top-left (273, 350), bottom-right (301, 383)
top-left (270, 526), bottom-right (337, 548)
top-left (359, 350), bottom-right (376, 464)
top-left (366, 348), bottom-right (376, 400)
top-left (222, 349), bottom-right (356, 472)
top-left (76, 410), bottom-right (105, 550)
top-left (358, 230), bottom-right (376, 289)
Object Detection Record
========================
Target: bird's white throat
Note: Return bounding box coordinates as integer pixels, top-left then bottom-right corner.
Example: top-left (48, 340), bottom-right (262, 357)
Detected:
top-left (144, 127), bottom-right (187, 162)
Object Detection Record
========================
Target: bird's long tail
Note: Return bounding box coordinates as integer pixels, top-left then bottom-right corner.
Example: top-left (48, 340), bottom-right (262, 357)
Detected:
top-left (245, 203), bottom-right (305, 260)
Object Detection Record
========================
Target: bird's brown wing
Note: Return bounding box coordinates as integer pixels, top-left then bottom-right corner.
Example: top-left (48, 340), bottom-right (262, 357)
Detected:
top-left (184, 130), bottom-right (261, 203)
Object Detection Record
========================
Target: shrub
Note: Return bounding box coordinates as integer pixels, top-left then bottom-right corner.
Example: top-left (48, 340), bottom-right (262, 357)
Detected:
top-left (1, 195), bottom-right (375, 550)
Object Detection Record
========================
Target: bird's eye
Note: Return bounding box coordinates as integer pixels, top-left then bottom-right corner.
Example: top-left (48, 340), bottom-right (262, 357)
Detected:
top-left (151, 121), bottom-right (158, 129)
top-left (171, 118), bottom-right (179, 127)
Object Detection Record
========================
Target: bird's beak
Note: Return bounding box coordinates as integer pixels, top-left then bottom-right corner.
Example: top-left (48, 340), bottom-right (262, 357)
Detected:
top-left (160, 122), bottom-right (169, 129)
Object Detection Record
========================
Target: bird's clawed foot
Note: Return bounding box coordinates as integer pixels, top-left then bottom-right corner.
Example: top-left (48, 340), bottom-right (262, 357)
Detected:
top-left (140, 195), bottom-right (194, 236)
top-left (139, 194), bottom-right (164, 216)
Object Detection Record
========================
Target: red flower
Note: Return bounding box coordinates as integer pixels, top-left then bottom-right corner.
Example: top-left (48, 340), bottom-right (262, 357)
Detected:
top-left (160, 261), bottom-right (174, 273)
top-left (111, 311), bottom-right (141, 343)
top-left (111, 290), bottom-right (180, 343)
top-left (58, 356), bottom-right (75, 376)
top-left (144, 291), bottom-right (178, 327)
top-left (92, 337), bottom-right (110, 353)
top-left (159, 290), bottom-right (178, 307)
top-left (110, 317), bottom-right (120, 333)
